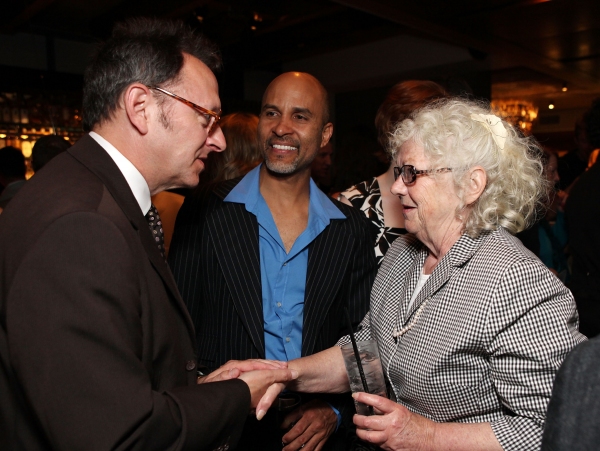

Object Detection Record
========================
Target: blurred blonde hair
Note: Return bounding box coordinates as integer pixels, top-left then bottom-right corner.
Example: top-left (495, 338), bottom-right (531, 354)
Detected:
top-left (202, 112), bottom-right (262, 184)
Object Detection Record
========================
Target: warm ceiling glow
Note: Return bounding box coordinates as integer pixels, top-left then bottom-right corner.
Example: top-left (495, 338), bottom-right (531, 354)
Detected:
top-left (20, 134), bottom-right (29, 140)
top-left (491, 99), bottom-right (538, 134)
top-left (548, 102), bottom-right (555, 109)
top-left (0, 134), bottom-right (6, 139)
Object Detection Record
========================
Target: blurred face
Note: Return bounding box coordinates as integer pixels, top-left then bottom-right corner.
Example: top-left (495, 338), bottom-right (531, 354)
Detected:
top-left (390, 139), bottom-right (462, 249)
top-left (148, 54), bottom-right (225, 190)
top-left (310, 142), bottom-right (333, 182)
top-left (258, 73), bottom-right (332, 176)
top-left (545, 153), bottom-right (559, 186)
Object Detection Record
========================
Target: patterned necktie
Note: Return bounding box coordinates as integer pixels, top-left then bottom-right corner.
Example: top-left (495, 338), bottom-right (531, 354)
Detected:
top-left (145, 204), bottom-right (166, 259)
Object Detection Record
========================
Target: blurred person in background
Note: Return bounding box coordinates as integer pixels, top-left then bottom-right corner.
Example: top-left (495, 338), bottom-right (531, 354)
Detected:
top-left (538, 148), bottom-right (569, 282)
top-left (0, 145), bottom-right (27, 210)
top-left (311, 141), bottom-right (334, 193)
top-left (198, 111), bottom-right (262, 187)
top-left (565, 97), bottom-right (600, 338)
top-left (31, 135), bottom-right (71, 173)
top-left (557, 113), bottom-right (594, 191)
top-left (338, 80), bottom-right (448, 265)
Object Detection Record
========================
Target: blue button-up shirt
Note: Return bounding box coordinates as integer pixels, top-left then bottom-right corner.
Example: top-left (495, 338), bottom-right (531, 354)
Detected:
top-left (224, 164), bottom-right (346, 361)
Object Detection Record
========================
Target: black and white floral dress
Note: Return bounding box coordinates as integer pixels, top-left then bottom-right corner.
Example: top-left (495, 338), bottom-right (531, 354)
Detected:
top-left (341, 177), bottom-right (407, 266)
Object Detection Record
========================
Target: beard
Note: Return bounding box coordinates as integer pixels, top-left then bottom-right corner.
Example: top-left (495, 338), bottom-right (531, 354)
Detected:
top-left (261, 138), bottom-right (303, 175)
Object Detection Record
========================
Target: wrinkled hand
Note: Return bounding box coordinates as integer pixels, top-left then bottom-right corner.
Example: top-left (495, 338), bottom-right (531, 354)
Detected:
top-left (281, 399), bottom-right (338, 451)
top-left (239, 368), bottom-right (298, 411)
top-left (352, 392), bottom-right (435, 451)
top-left (198, 359), bottom-right (288, 384)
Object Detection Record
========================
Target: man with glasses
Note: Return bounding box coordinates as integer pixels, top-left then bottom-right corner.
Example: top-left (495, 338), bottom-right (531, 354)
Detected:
top-left (169, 72), bottom-right (377, 451)
top-left (0, 18), bottom-right (296, 451)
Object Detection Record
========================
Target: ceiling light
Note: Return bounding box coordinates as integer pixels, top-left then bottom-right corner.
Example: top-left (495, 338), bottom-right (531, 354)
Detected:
top-left (548, 102), bottom-right (555, 110)
top-left (490, 99), bottom-right (538, 134)
top-left (250, 25), bottom-right (257, 31)
top-left (196, 15), bottom-right (204, 23)
top-left (562, 83), bottom-right (568, 92)
top-left (20, 134), bottom-right (29, 140)
top-left (253, 13), bottom-right (263, 22)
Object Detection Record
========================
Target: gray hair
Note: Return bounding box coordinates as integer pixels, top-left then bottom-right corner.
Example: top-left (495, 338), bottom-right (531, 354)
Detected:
top-left (389, 97), bottom-right (548, 236)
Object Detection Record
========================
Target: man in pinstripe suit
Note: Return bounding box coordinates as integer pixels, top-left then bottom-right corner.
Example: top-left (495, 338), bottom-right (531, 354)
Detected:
top-left (169, 72), bottom-right (377, 451)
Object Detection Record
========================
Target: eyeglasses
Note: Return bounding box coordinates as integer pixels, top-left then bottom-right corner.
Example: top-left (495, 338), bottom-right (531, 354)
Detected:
top-left (147, 86), bottom-right (221, 134)
top-left (393, 165), bottom-right (453, 185)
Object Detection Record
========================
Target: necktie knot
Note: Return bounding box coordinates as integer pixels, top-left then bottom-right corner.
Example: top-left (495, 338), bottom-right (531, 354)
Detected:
top-left (145, 204), bottom-right (166, 259)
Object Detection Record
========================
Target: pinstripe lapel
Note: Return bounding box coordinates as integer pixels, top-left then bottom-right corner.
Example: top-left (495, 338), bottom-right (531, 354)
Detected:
top-left (302, 218), bottom-right (353, 356)
top-left (209, 194), bottom-right (265, 358)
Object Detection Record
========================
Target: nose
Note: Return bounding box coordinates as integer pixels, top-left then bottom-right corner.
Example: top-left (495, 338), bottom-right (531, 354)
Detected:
top-left (206, 126), bottom-right (226, 153)
top-left (273, 115), bottom-right (293, 137)
top-left (390, 175), bottom-right (407, 197)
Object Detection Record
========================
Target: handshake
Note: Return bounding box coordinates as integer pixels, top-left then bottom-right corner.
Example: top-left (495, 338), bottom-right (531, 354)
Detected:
top-left (197, 359), bottom-right (297, 420)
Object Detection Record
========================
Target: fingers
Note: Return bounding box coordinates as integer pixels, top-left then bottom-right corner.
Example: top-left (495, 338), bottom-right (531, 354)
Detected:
top-left (355, 427), bottom-right (386, 446)
top-left (282, 402), bottom-right (337, 451)
top-left (352, 392), bottom-right (396, 413)
top-left (219, 359), bottom-right (288, 374)
top-left (280, 406), bottom-right (303, 430)
top-left (255, 382), bottom-right (286, 420)
top-left (240, 369), bottom-right (298, 414)
top-left (199, 367), bottom-right (241, 384)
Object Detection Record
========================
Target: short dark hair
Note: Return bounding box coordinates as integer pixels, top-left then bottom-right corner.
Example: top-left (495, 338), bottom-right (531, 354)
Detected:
top-left (83, 17), bottom-right (221, 131)
top-left (32, 135), bottom-right (70, 172)
top-left (0, 146), bottom-right (26, 179)
top-left (375, 80), bottom-right (448, 148)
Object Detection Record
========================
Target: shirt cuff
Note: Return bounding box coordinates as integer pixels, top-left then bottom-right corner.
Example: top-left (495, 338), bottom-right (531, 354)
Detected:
top-left (325, 402), bottom-right (342, 431)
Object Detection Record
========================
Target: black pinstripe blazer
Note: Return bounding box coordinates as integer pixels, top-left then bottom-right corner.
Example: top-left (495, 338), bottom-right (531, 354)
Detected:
top-left (169, 177), bottom-right (377, 370)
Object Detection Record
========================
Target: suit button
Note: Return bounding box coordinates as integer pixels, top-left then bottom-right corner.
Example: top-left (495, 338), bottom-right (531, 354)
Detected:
top-left (186, 360), bottom-right (196, 371)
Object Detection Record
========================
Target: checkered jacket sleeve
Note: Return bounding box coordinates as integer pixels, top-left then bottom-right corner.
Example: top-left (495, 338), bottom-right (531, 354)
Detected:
top-left (338, 228), bottom-right (585, 451)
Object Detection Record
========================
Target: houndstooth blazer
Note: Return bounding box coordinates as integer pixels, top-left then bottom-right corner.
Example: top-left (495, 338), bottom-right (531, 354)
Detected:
top-left (341, 227), bottom-right (585, 451)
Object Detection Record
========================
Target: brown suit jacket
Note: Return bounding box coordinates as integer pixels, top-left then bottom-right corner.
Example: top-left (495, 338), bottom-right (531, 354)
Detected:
top-left (0, 134), bottom-right (249, 450)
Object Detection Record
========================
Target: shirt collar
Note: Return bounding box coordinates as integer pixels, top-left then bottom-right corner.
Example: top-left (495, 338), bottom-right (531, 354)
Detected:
top-left (89, 131), bottom-right (151, 214)
top-left (224, 163), bottom-right (346, 224)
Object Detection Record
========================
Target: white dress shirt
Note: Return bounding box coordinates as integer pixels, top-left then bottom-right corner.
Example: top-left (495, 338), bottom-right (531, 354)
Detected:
top-left (89, 131), bottom-right (151, 215)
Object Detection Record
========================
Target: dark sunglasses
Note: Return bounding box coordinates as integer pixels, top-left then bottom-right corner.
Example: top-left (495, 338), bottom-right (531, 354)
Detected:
top-left (393, 165), bottom-right (453, 184)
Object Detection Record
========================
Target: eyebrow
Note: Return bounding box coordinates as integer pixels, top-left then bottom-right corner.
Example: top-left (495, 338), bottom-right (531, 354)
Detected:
top-left (261, 104), bottom-right (314, 117)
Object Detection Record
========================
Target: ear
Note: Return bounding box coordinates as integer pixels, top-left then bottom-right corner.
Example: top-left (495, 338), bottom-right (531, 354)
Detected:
top-left (320, 122), bottom-right (333, 148)
top-left (123, 84), bottom-right (151, 135)
top-left (464, 166), bottom-right (487, 206)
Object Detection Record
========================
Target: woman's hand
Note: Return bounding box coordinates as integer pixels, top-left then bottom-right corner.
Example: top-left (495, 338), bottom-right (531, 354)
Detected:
top-left (352, 392), bottom-right (435, 451)
top-left (353, 392), bottom-right (502, 451)
top-left (197, 359), bottom-right (288, 384)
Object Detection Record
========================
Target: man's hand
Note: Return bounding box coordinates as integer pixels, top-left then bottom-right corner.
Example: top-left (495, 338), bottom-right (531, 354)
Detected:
top-left (239, 369), bottom-right (298, 411)
top-left (198, 359), bottom-right (288, 384)
top-left (281, 399), bottom-right (338, 451)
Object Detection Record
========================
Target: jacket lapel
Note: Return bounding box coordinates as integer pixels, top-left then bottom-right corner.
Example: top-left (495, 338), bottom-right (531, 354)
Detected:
top-left (302, 219), bottom-right (353, 356)
top-left (210, 184), bottom-right (265, 357)
top-left (69, 135), bottom-right (195, 336)
top-left (402, 232), bottom-right (489, 323)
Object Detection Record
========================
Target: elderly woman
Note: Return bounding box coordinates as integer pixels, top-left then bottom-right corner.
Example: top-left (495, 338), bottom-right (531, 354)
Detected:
top-left (338, 80), bottom-right (447, 266)
top-left (258, 98), bottom-right (584, 451)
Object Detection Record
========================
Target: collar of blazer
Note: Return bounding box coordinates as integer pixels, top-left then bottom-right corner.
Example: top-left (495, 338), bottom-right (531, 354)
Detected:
top-left (68, 134), bottom-right (195, 337)
top-left (397, 230), bottom-right (491, 327)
